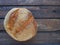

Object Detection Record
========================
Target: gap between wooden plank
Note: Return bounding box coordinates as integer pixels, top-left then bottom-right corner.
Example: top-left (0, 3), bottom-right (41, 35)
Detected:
top-left (0, 30), bottom-right (60, 34)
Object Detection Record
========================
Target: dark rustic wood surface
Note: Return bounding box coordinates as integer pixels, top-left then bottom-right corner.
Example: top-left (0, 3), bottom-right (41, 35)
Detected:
top-left (0, 6), bottom-right (60, 19)
top-left (0, 32), bottom-right (60, 44)
top-left (0, 0), bottom-right (60, 5)
top-left (0, 0), bottom-right (60, 45)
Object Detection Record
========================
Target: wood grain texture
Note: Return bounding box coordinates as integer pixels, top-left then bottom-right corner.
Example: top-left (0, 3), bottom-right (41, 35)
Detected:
top-left (0, 32), bottom-right (60, 44)
top-left (37, 19), bottom-right (60, 31)
top-left (0, 0), bottom-right (60, 5)
top-left (0, 0), bottom-right (60, 44)
top-left (0, 6), bottom-right (60, 19)
top-left (1, 19), bottom-right (60, 31)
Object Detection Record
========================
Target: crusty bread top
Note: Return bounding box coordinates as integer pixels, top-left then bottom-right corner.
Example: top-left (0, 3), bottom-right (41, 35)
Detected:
top-left (4, 8), bottom-right (37, 41)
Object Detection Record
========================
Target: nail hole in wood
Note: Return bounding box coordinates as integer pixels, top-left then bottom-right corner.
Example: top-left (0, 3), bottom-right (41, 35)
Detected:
top-left (53, 10), bottom-right (56, 13)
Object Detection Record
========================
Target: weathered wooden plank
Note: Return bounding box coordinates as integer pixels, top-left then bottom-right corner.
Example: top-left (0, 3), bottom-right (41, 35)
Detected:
top-left (0, 32), bottom-right (60, 44)
top-left (37, 19), bottom-right (60, 31)
top-left (0, 19), bottom-right (3, 30)
top-left (0, 6), bottom-right (60, 18)
top-left (0, 0), bottom-right (60, 5)
top-left (0, 19), bottom-right (60, 31)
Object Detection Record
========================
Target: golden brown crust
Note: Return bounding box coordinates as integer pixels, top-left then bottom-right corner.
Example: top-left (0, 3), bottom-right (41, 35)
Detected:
top-left (6, 9), bottom-right (19, 31)
top-left (33, 19), bottom-right (37, 30)
top-left (12, 12), bottom-right (34, 37)
top-left (4, 8), bottom-right (37, 41)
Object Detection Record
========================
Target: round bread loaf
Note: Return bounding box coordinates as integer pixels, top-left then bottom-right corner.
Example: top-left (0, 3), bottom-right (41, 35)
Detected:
top-left (4, 8), bottom-right (37, 41)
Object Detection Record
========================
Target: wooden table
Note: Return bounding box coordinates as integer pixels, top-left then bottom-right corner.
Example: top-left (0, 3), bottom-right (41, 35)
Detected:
top-left (0, 0), bottom-right (60, 45)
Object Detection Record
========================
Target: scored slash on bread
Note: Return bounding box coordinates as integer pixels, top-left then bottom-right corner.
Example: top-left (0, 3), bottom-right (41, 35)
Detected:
top-left (4, 8), bottom-right (37, 41)
top-left (6, 9), bottom-right (19, 31)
